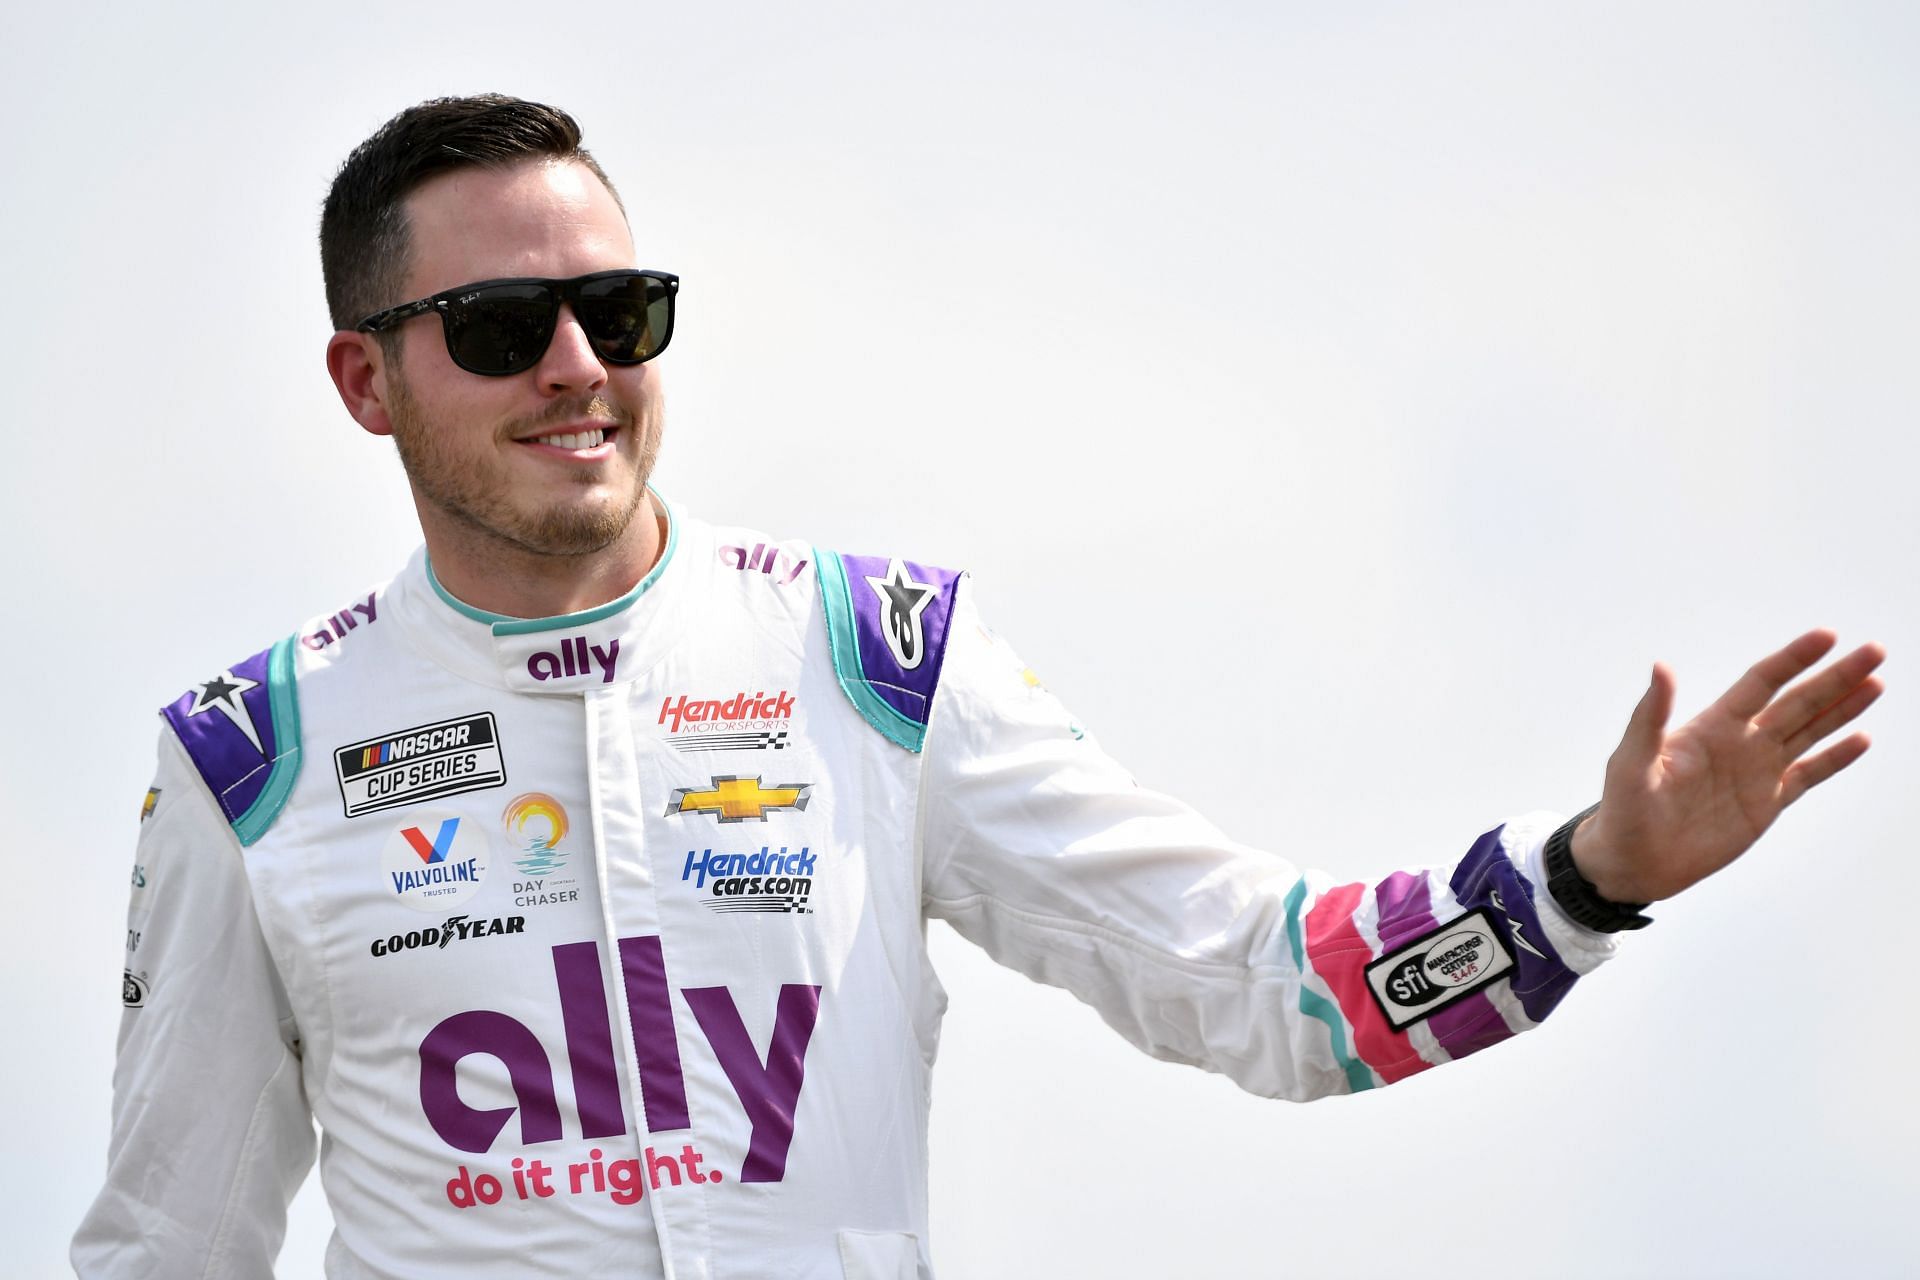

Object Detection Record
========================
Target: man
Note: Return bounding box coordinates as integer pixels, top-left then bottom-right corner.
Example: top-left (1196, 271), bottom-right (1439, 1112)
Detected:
top-left (74, 95), bottom-right (1884, 1278)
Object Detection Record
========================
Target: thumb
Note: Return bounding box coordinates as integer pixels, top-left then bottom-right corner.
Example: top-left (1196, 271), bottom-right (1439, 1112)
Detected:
top-left (1617, 662), bottom-right (1675, 765)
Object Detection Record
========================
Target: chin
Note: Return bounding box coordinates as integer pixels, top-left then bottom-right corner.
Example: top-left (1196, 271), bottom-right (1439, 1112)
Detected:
top-left (515, 496), bottom-right (647, 558)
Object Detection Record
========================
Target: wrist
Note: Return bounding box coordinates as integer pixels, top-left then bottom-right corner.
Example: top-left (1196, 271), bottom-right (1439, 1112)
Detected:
top-left (1569, 810), bottom-right (1646, 905)
top-left (1545, 805), bottom-right (1653, 933)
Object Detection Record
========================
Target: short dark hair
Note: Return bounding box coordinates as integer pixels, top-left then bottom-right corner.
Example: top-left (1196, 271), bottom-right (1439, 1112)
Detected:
top-left (320, 94), bottom-right (624, 332)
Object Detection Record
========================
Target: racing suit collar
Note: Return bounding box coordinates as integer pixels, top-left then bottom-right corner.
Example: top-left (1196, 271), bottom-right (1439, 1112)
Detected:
top-left (393, 491), bottom-right (695, 692)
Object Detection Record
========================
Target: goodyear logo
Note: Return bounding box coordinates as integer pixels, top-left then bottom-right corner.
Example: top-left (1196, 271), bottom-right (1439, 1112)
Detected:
top-left (665, 776), bottom-right (813, 823)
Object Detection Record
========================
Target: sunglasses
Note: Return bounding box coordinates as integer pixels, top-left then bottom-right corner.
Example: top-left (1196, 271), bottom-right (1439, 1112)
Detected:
top-left (356, 269), bottom-right (679, 376)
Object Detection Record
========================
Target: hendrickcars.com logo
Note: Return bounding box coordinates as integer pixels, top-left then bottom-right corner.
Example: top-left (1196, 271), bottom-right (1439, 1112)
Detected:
top-left (681, 845), bottom-right (818, 913)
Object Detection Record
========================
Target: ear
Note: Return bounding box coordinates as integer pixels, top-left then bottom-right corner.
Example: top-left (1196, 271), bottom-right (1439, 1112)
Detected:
top-left (327, 330), bottom-right (396, 438)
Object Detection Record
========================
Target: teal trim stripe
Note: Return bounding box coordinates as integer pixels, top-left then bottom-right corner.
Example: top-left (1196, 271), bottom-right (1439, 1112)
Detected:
top-left (1283, 877), bottom-right (1377, 1094)
top-left (815, 548), bottom-right (926, 752)
top-left (427, 557), bottom-right (515, 624)
top-left (425, 496), bottom-right (682, 634)
top-left (233, 635), bottom-right (303, 847)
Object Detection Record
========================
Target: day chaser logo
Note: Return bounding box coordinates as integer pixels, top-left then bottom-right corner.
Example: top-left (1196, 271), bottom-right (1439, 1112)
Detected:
top-left (682, 845), bottom-right (818, 913)
top-left (380, 813), bottom-right (491, 913)
top-left (864, 558), bottom-right (936, 670)
top-left (665, 776), bottom-right (812, 823)
top-left (335, 713), bottom-right (507, 818)
top-left (658, 690), bottom-right (795, 753)
top-left (184, 669), bottom-right (266, 757)
top-left (502, 793), bottom-right (581, 909)
top-left (1363, 909), bottom-right (1515, 1031)
top-left (370, 913), bottom-right (526, 958)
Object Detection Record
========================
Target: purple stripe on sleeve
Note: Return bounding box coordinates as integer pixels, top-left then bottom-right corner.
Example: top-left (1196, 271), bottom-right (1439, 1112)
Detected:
top-left (1375, 868), bottom-right (1514, 1059)
top-left (1449, 826), bottom-right (1579, 1025)
top-left (1426, 992), bottom-right (1518, 1060)
top-left (1373, 870), bottom-right (1438, 950)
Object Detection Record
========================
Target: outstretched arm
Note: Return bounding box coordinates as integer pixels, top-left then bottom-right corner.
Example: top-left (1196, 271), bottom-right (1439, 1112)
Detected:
top-left (1572, 629), bottom-right (1886, 906)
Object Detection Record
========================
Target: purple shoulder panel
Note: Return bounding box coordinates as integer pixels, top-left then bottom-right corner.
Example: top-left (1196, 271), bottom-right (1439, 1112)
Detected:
top-left (837, 553), bottom-right (963, 726)
top-left (161, 645), bottom-right (281, 826)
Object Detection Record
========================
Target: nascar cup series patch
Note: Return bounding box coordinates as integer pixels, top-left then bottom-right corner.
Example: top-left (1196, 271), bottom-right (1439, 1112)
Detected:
top-left (335, 713), bottom-right (507, 818)
top-left (1363, 909), bottom-right (1515, 1031)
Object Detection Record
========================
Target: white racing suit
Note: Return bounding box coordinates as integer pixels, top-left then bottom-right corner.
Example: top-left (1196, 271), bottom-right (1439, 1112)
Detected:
top-left (75, 497), bottom-right (1617, 1278)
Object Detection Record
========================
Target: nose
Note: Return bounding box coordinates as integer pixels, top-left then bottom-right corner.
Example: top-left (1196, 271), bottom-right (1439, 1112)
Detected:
top-left (534, 302), bottom-right (608, 394)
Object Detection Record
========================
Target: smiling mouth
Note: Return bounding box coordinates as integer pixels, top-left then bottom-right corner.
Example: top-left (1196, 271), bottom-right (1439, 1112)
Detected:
top-left (517, 425), bottom-right (619, 453)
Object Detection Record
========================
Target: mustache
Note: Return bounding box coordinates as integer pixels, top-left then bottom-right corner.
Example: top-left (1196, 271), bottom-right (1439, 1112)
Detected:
top-left (503, 395), bottom-right (633, 439)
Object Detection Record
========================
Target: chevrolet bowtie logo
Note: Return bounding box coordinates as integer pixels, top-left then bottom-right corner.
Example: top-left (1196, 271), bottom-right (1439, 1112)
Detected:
top-left (666, 776), bottom-right (813, 823)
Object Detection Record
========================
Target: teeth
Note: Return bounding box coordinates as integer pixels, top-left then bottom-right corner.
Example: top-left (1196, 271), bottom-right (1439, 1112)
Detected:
top-left (535, 429), bottom-right (606, 450)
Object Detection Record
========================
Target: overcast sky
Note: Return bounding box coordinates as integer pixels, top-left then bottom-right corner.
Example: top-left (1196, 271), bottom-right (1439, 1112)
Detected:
top-left (3, 3), bottom-right (1915, 1276)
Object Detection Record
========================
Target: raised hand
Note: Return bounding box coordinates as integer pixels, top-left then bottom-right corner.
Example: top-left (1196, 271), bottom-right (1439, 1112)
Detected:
top-left (1571, 630), bottom-right (1886, 905)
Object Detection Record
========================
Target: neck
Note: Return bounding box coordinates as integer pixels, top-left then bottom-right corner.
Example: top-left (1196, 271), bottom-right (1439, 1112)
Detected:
top-left (420, 494), bottom-right (667, 621)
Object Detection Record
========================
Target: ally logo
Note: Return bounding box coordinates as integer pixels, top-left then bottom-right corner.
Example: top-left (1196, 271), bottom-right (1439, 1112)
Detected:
top-left (381, 812), bottom-right (491, 913)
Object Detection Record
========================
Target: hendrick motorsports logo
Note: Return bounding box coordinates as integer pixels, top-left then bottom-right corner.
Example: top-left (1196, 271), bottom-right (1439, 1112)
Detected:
top-left (1364, 909), bottom-right (1515, 1031)
top-left (335, 713), bottom-right (507, 818)
top-left (681, 845), bottom-right (818, 913)
top-left (658, 690), bottom-right (796, 753)
top-left (664, 776), bottom-right (812, 824)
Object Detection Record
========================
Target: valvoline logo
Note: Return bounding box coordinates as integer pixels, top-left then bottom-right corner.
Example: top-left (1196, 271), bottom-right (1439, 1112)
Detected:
top-left (403, 818), bottom-right (463, 864)
top-left (381, 813), bottom-right (491, 913)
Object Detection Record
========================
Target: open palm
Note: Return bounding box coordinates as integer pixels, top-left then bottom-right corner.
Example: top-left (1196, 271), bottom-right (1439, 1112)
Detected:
top-left (1573, 629), bottom-right (1886, 905)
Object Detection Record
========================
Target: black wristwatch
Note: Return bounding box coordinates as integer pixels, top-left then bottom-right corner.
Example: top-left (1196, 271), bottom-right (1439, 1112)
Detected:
top-left (1543, 804), bottom-right (1654, 933)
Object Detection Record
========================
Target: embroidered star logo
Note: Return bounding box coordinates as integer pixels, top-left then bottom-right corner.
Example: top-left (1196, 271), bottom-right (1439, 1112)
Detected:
top-left (184, 669), bottom-right (267, 756)
top-left (863, 558), bottom-right (936, 671)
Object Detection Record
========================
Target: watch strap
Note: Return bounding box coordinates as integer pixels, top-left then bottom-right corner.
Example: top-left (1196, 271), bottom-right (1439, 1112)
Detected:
top-left (1544, 804), bottom-right (1654, 933)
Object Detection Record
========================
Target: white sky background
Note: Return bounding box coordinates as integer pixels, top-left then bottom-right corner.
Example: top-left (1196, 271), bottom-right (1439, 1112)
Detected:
top-left (3, 2), bottom-right (1915, 1276)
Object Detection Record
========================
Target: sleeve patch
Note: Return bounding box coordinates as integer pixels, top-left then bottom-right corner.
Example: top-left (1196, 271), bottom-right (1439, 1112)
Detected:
top-left (1364, 909), bottom-right (1516, 1031)
top-left (159, 635), bottom-right (303, 845)
top-left (814, 550), bottom-right (963, 752)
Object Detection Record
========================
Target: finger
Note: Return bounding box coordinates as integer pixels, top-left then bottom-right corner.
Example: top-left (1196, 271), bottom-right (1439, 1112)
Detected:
top-left (1615, 662), bottom-right (1675, 769)
top-left (1757, 641), bottom-right (1888, 740)
top-left (1779, 731), bottom-right (1872, 808)
top-left (1782, 674), bottom-right (1886, 759)
top-left (1712, 629), bottom-right (1839, 721)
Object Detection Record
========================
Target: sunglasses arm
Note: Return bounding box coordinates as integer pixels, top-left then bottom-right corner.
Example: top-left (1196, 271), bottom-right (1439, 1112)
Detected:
top-left (356, 298), bottom-right (441, 334)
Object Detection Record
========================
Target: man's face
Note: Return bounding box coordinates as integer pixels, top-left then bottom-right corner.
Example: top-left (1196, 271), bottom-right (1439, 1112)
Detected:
top-left (379, 159), bottom-right (662, 559)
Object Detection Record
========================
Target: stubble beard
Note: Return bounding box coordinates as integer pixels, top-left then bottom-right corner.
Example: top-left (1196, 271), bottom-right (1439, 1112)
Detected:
top-left (386, 361), bottom-right (662, 560)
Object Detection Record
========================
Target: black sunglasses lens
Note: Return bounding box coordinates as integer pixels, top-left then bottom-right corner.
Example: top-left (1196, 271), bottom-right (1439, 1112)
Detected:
top-left (577, 275), bottom-right (674, 364)
top-left (444, 285), bottom-right (558, 374)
